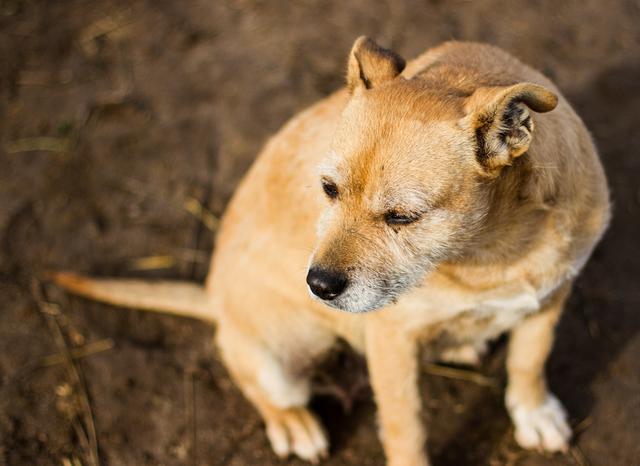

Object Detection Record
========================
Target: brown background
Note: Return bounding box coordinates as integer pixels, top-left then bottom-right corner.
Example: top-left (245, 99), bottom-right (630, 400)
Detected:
top-left (1, 1), bottom-right (639, 465)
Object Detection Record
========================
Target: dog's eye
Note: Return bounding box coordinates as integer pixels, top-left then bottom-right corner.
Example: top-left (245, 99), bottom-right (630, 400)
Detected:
top-left (321, 179), bottom-right (339, 199)
top-left (384, 210), bottom-right (419, 225)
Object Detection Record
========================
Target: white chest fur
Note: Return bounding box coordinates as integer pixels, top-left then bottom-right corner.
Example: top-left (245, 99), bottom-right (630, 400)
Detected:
top-left (399, 280), bottom-right (544, 350)
top-left (474, 290), bottom-right (541, 333)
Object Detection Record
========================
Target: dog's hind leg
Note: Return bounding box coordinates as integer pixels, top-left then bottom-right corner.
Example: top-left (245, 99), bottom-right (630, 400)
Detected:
top-left (438, 342), bottom-right (487, 366)
top-left (216, 320), bottom-right (331, 464)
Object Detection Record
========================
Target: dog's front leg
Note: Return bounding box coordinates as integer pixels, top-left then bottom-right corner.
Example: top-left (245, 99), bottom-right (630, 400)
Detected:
top-left (506, 282), bottom-right (572, 453)
top-left (366, 318), bottom-right (429, 466)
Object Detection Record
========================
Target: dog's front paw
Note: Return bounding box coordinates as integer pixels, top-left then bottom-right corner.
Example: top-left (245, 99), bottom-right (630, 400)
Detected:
top-left (265, 407), bottom-right (328, 464)
top-left (507, 393), bottom-right (572, 452)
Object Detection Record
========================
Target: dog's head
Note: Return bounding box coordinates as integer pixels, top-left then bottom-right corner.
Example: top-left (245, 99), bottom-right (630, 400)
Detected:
top-left (307, 37), bottom-right (558, 313)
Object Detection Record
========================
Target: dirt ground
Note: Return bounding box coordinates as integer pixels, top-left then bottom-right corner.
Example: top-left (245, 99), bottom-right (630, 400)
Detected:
top-left (1, 1), bottom-right (639, 465)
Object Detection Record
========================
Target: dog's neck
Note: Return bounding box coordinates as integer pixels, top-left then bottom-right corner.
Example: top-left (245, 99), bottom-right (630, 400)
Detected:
top-left (457, 155), bottom-right (556, 267)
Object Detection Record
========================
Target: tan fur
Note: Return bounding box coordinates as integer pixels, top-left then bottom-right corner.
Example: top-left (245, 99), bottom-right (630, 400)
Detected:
top-left (53, 38), bottom-right (610, 465)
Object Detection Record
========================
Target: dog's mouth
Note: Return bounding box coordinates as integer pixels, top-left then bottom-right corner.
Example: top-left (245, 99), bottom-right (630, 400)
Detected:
top-left (308, 288), bottom-right (391, 313)
top-left (306, 273), bottom-right (405, 313)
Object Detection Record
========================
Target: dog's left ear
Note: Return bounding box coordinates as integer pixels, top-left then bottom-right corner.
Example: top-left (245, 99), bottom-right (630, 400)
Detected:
top-left (347, 36), bottom-right (406, 93)
top-left (466, 82), bottom-right (558, 174)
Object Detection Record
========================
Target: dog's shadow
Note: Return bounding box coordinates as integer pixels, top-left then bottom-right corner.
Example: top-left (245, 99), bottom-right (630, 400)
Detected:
top-left (423, 61), bottom-right (640, 466)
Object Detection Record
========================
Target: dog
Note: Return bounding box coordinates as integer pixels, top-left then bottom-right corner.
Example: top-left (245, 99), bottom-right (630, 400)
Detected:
top-left (53, 37), bottom-right (610, 465)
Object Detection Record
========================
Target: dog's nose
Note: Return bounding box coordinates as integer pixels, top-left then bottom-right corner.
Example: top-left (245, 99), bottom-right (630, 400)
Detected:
top-left (306, 267), bottom-right (348, 300)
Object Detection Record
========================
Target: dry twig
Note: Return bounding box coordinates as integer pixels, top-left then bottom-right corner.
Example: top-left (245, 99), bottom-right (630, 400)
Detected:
top-left (32, 280), bottom-right (100, 466)
top-left (424, 363), bottom-right (498, 387)
top-left (570, 446), bottom-right (590, 466)
top-left (41, 339), bottom-right (114, 367)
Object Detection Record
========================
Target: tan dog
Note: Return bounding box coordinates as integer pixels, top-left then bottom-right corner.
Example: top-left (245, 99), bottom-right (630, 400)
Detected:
top-left (53, 37), bottom-right (610, 465)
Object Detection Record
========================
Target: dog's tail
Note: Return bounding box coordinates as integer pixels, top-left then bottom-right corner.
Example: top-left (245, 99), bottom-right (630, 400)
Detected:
top-left (48, 272), bottom-right (216, 323)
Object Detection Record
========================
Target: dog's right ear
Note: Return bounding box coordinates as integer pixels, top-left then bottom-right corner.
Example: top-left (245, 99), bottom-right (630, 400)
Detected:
top-left (465, 82), bottom-right (558, 175)
top-left (347, 36), bottom-right (406, 93)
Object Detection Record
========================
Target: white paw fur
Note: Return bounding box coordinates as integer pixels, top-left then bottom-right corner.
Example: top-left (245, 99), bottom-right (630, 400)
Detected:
top-left (507, 393), bottom-right (572, 452)
top-left (266, 407), bottom-right (329, 464)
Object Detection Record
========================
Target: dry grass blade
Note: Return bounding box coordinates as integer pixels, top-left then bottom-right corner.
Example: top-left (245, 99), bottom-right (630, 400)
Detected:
top-left (41, 339), bottom-right (114, 367)
top-left (61, 457), bottom-right (85, 466)
top-left (32, 280), bottom-right (100, 466)
top-left (128, 255), bottom-right (177, 271)
top-left (184, 371), bottom-right (198, 466)
top-left (184, 197), bottom-right (219, 232)
top-left (424, 363), bottom-right (498, 387)
top-left (127, 249), bottom-right (209, 271)
top-left (6, 137), bottom-right (71, 154)
top-left (573, 416), bottom-right (593, 434)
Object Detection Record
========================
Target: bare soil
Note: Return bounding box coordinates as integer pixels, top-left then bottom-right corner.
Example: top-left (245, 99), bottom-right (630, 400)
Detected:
top-left (1, 1), bottom-right (639, 465)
